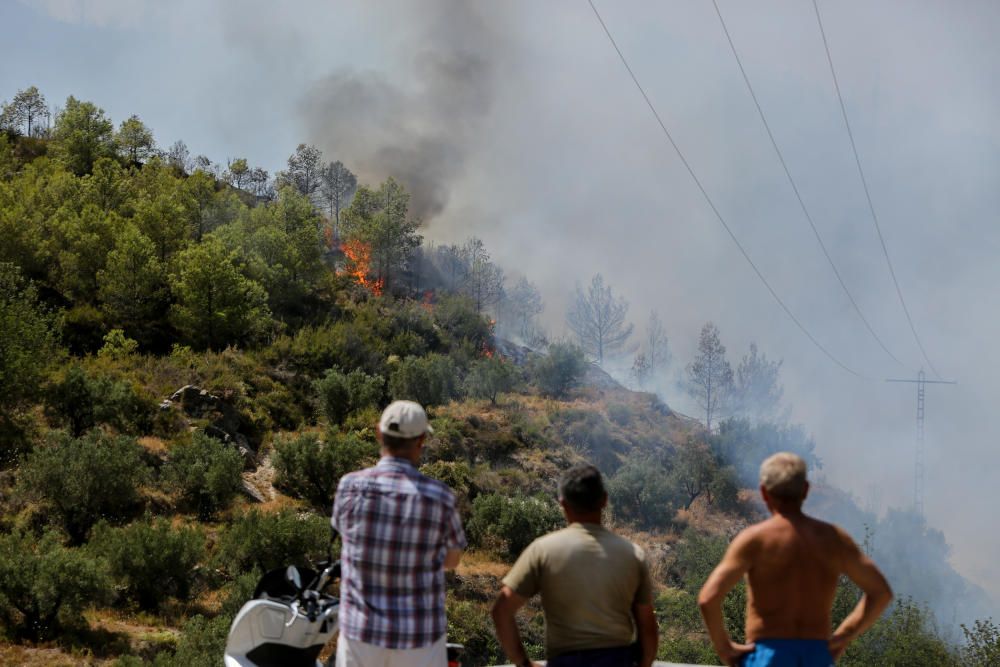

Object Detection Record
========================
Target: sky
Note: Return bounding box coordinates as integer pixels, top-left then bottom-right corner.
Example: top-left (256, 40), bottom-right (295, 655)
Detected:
top-left (3, 0), bottom-right (1000, 603)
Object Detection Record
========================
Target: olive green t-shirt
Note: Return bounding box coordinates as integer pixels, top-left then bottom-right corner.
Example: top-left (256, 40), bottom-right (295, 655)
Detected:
top-left (502, 522), bottom-right (653, 657)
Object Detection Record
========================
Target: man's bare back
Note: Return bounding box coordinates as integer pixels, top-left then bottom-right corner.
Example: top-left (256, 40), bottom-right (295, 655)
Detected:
top-left (742, 513), bottom-right (845, 642)
top-left (698, 453), bottom-right (893, 666)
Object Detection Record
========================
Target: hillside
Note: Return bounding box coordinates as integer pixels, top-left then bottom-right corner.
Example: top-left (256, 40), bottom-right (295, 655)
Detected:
top-left (0, 89), bottom-right (996, 666)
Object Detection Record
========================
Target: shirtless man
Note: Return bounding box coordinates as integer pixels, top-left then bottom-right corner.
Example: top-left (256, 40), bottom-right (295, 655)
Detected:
top-left (698, 452), bottom-right (893, 666)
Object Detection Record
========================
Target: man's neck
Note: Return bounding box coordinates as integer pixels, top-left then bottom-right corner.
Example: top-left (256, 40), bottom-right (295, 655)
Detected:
top-left (770, 505), bottom-right (806, 520)
top-left (381, 452), bottom-right (419, 466)
top-left (566, 512), bottom-right (603, 526)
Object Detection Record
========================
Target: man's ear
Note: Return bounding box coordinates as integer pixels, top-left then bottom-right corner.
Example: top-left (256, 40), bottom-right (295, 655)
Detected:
top-left (802, 480), bottom-right (810, 502)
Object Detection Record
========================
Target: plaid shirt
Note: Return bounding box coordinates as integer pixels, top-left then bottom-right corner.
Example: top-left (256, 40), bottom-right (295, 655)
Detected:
top-left (332, 456), bottom-right (467, 649)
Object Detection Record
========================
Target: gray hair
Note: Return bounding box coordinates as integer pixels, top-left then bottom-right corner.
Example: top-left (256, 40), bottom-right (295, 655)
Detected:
top-left (759, 452), bottom-right (808, 501)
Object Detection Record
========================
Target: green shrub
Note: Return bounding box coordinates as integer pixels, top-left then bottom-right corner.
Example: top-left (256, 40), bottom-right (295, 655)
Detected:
top-left (157, 614), bottom-right (230, 667)
top-left (671, 529), bottom-right (746, 642)
top-left (216, 509), bottom-right (331, 575)
top-left (389, 354), bottom-right (459, 406)
top-left (658, 635), bottom-right (718, 665)
top-left (464, 356), bottom-right (520, 404)
top-left (841, 598), bottom-right (958, 666)
top-left (654, 588), bottom-right (703, 633)
top-left (961, 618), bottom-right (1000, 667)
top-left (607, 456), bottom-right (680, 530)
top-left (433, 295), bottom-right (492, 349)
top-left (18, 430), bottom-right (148, 543)
top-left (446, 600), bottom-right (509, 667)
top-left (45, 364), bottom-right (153, 436)
top-left (89, 518), bottom-right (205, 610)
top-left (272, 321), bottom-right (384, 377)
top-left (420, 460), bottom-right (473, 499)
top-left (272, 431), bottom-right (378, 508)
top-left (466, 492), bottom-right (563, 561)
top-left (0, 530), bottom-right (111, 640)
top-left (313, 367), bottom-right (383, 424)
top-left (532, 343), bottom-right (587, 398)
top-left (162, 432), bottom-right (244, 518)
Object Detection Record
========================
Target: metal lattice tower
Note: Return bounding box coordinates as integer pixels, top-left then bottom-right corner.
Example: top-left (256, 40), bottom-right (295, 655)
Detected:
top-left (915, 370), bottom-right (926, 515)
top-left (886, 371), bottom-right (955, 517)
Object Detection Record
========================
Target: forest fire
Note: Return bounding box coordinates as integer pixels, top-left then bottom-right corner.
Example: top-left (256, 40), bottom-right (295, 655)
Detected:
top-left (340, 240), bottom-right (384, 296)
top-left (482, 318), bottom-right (497, 358)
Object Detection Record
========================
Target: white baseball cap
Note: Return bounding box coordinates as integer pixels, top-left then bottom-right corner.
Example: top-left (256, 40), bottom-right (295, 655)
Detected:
top-left (379, 400), bottom-right (434, 439)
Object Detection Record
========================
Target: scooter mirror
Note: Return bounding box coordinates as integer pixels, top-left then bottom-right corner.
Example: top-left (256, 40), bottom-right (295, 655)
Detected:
top-left (286, 565), bottom-right (303, 592)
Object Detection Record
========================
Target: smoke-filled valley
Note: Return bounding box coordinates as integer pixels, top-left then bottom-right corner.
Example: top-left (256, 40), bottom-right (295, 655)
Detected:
top-left (2, 0), bottom-right (1000, 665)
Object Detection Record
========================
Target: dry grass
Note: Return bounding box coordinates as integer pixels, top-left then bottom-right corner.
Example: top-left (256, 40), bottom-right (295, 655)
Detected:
top-left (456, 549), bottom-right (511, 579)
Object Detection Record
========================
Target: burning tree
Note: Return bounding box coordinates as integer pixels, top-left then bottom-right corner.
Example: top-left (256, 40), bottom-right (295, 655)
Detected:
top-left (339, 177), bottom-right (421, 294)
top-left (339, 239), bottom-right (384, 296)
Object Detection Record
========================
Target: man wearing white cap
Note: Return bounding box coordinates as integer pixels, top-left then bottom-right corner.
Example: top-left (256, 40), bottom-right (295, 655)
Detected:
top-left (332, 400), bottom-right (467, 667)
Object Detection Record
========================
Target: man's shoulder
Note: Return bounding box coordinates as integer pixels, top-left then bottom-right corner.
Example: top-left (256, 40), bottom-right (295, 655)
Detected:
top-left (336, 465), bottom-right (456, 504)
top-left (337, 465), bottom-right (378, 488)
top-left (598, 527), bottom-right (648, 561)
top-left (412, 471), bottom-right (458, 505)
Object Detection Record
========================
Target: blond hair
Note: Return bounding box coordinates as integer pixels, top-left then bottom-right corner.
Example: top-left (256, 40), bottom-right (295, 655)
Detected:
top-left (759, 452), bottom-right (808, 501)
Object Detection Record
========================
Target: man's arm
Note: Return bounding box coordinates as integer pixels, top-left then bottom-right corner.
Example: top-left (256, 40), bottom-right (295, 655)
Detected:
top-left (443, 548), bottom-right (462, 570)
top-left (829, 530), bottom-right (893, 659)
top-left (490, 586), bottom-right (541, 667)
top-left (632, 601), bottom-right (658, 667)
top-left (697, 531), bottom-right (756, 667)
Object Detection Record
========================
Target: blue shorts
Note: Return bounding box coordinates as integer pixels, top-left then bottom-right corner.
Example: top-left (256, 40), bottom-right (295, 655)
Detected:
top-left (741, 639), bottom-right (834, 667)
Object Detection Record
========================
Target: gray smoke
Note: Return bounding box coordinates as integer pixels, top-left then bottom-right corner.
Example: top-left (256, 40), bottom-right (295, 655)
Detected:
top-left (299, 1), bottom-right (504, 220)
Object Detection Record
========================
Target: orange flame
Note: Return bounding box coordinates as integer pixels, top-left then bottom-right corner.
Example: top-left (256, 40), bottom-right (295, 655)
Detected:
top-left (482, 318), bottom-right (497, 357)
top-left (339, 240), bottom-right (384, 296)
top-left (421, 290), bottom-right (435, 312)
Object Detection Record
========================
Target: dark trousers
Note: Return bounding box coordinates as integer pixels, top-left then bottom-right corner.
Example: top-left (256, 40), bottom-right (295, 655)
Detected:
top-left (547, 645), bottom-right (636, 667)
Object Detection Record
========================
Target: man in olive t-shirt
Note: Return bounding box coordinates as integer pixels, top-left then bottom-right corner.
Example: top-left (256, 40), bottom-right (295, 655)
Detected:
top-left (491, 464), bottom-right (658, 667)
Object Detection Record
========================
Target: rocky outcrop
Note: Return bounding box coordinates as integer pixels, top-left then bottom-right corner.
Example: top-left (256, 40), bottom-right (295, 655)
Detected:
top-left (160, 385), bottom-right (256, 465)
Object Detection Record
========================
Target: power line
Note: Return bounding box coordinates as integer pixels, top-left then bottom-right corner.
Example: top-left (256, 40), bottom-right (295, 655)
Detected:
top-left (812, 0), bottom-right (942, 379)
top-left (586, 0), bottom-right (871, 380)
top-left (711, 0), bottom-right (906, 370)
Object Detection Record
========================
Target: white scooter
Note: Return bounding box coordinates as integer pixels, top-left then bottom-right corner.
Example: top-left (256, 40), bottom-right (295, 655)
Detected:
top-left (224, 560), bottom-right (341, 667)
top-left (223, 536), bottom-right (466, 667)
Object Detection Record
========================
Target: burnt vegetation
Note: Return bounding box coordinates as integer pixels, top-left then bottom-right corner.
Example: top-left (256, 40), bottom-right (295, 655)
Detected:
top-left (0, 87), bottom-right (994, 665)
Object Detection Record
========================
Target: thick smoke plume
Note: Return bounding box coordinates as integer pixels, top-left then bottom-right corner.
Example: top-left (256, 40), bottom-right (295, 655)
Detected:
top-left (300, 1), bottom-right (504, 220)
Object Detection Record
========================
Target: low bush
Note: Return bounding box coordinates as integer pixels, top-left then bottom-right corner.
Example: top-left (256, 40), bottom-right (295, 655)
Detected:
top-left (464, 356), bottom-right (520, 404)
top-left (607, 456), bottom-right (680, 530)
top-left (89, 518), bottom-right (205, 610)
top-left (215, 509), bottom-right (331, 575)
top-left (671, 529), bottom-right (745, 642)
top-left (162, 432), bottom-right (244, 518)
top-left (45, 364), bottom-right (154, 436)
top-left (961, 618), bottom-right (1000, 667)
top-left (433, 295), bottom-right (492, 350)
top-left (841, 598), bottom-right (958, 666)
top-left (314, 367), bottom-right (383, 425)
top-left (0, 530), bottom-right (111, 640)
top-left (446, 600), bottom-right (510, 667)
top-left (532, 343), bottom-right (587, 398)
top-left (18, 430), bottom-right (148, 543)
top-left (272, 431), bottom-right (378, 508)
top-left (466, 492), bottom-right (563, 561)
top-left (389, 354), bottom-right (459, 406)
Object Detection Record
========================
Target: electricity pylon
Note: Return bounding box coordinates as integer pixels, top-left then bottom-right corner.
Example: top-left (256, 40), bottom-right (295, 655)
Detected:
top-left (886, 370), bottom-right (956, 517)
